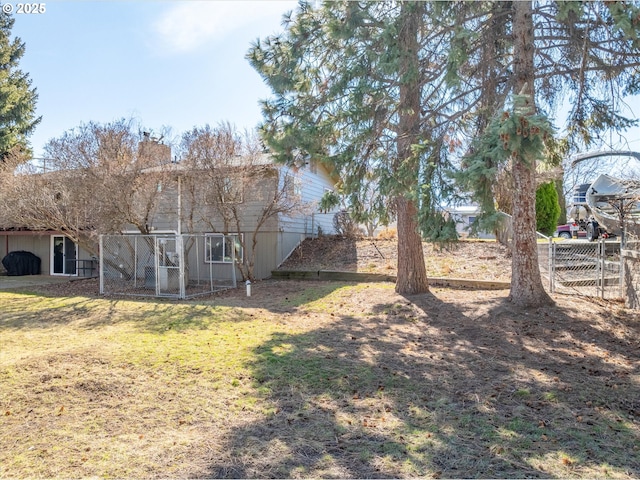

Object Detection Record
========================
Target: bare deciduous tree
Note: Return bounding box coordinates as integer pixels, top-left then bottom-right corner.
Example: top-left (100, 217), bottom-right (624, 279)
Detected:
top-left (180, 123), bottom-right (311, 281)
top-left (0, 119), bottom-right (173, 256)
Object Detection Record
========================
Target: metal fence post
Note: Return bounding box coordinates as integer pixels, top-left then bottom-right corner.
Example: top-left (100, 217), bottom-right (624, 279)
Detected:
top-left (154, 236), bottom-right (160, 297)
top-left (178, 234), bottom-right (186, 300)
top-left (133, 236), bottom-right (138, 289)
top-left (99, 235), bottom-right (104, 295)
top-left (231, 234), bottom-right (237, 289)
top-left (596, 239), bottom-right (601, 299)
top-left (548, 237), bottom-right (555, 293)
top-left (599, 239), bottom-right (605, 299)
top-left (619, 247), bottom-right (624, 301)
top-left (620, 247), bottom-right (625, 301)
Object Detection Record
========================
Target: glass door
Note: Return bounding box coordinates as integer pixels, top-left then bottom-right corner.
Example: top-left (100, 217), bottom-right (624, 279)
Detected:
top-left (51, 236), bottom-right (77, 275)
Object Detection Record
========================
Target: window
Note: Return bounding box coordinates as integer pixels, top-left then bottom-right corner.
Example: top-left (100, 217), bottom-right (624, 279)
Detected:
top-left (205, 233), bottom-right (243, 263)
top-left (284, 173), bottom-right (302, 199)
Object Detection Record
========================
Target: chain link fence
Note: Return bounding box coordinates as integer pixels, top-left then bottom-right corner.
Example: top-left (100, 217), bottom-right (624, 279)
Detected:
top-left (99, 234), bottom-right (237, 299)
top-left (541, 238), bottom-right (622, 300)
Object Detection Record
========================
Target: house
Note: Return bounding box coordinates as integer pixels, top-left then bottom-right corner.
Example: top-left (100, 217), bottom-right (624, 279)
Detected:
top-left (0, 152), bottom-right (338, 281)
top-left (444, 205), bottom-right (496, 239)
top-left (135, 153), bottom-right (338, 280)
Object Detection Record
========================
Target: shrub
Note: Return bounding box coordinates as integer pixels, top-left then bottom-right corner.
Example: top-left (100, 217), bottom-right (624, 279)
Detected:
top-left (377, 227), bottom-right (397, 240)
top-left (333, 210), bottom-right (361, 238)
top-left (535, 181), bottom-right (561, 236)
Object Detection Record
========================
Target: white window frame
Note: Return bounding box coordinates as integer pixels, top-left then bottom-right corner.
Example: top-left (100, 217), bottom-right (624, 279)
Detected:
top-left (50, 235), bottom-right (78, 276)
top-left (204, 233), bottom-right (243, 264)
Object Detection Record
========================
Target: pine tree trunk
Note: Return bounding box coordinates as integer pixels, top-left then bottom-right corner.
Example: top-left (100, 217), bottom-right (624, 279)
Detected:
top-left (396, 196), bottom-right (429, 295)
top-left (394, 2), bottom-right (429, 296)
top-left (509, 0), bottom-right (554, 307)
top-left (510, 160), bottom-right (552, 306)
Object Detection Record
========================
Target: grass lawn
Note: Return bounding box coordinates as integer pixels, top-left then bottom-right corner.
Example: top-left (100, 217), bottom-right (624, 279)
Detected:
top-left (0, 280), bottom-right (638, 478)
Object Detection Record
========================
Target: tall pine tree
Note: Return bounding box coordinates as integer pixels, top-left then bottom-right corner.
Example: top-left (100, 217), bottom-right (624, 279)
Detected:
top-left (248, 1), bottom-right (458, 295)
top-left (0, 10), bottom-right (40, 160)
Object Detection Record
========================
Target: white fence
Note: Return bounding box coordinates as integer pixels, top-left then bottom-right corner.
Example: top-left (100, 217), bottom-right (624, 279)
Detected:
top-left (99, 234), bottom-right (237, 299)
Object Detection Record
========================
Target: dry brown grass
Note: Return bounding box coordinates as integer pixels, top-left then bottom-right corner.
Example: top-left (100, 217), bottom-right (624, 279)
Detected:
top-left (1, 279), bottom-right (639, 478)
top-left (279, 237), bottom-right (512, 282)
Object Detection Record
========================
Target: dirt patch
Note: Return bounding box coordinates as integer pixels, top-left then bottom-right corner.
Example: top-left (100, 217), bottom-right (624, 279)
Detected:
top-left (199, 282), bottom-right (640, 478)
top-left (26, 277), bottom-right (101, 297)
top-left (279, 237), bottom-right (512, 282)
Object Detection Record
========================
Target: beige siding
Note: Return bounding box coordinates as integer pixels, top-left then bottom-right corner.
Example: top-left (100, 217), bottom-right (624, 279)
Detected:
top-left (239, 230), bottom-right (300, 280)
top-left (0, 234), bottom-right (50, 274)
top-left (0, 233), bottom-right (92, 276)
top-left (182, 231), bottom-right (279, 281)
top-left (183, 238), bottom-right (239, 282)
top-left (246, 231), bottom-right (279, 280)
top-left (145, 163), bottom-right (337, 238)
top-left (120, 159), bottom-right (338, 280)
top-left (143, 173), bottom-right (280, 235)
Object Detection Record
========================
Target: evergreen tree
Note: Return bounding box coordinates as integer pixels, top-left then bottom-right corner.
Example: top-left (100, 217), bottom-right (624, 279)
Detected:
top-left (248, 1), bottom-right (458, 295)
top-left (0, 10), bottom-right (40, 159)
top-left (535, 181), bottom-right (561, 237)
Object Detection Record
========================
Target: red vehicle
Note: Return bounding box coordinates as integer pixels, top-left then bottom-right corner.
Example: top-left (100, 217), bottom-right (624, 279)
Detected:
top-left (555, 221), bottom-right (587, 239)
top-left (556, 219), bottom-right (615, 240)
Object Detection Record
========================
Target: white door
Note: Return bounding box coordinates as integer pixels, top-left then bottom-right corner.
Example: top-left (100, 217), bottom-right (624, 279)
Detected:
top-left (51, 236), bottom-right (77, 275)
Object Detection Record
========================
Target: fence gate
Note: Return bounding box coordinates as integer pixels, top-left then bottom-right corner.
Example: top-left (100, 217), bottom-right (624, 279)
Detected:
top-left (100, 234), bottom-right (237, 299)
top-left (154, 236), bottom-right (183, 297)
top-left (545, 239), bottom-right (622, 300)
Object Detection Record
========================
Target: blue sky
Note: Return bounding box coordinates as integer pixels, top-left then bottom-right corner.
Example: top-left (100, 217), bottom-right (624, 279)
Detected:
top-left (10, 0), bottom-right (640, 159)
top-left (11, 0), bottom-right (298, 158)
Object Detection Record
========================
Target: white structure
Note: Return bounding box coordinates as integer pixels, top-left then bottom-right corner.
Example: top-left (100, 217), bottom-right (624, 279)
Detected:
top-left (444, 205), bottom-right (495, 239)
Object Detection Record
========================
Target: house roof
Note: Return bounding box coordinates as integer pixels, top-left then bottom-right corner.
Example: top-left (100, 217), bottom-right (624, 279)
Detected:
top-left (443, 205), bottom-right (481, 215)
top-left (140, 153), bottom-right (270, 174)
top-left (141, 153), bottom-right (339, 185)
